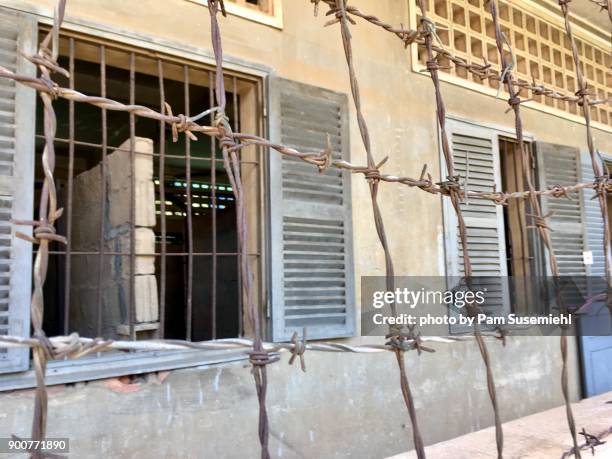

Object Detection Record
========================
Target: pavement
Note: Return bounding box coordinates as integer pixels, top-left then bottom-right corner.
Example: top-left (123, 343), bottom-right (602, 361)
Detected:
top-left (389, 392), bottom-right (612, 458)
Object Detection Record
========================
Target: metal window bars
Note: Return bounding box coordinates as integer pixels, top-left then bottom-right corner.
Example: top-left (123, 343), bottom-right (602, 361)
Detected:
top-left (32, 31), bottom-right (265, 342)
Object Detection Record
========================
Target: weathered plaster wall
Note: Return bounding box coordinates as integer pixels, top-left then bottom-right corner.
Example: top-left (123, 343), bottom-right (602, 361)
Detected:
top-left (0, 0), bottom-right (608, 457)
top-left (0, 337), bottom-right (580, 459)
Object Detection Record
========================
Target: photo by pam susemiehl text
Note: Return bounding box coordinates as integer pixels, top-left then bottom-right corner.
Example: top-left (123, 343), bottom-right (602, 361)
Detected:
top-left (360, 276), bottom-right (600, 337)
top-left (371, 311), bottom-right (572, 328)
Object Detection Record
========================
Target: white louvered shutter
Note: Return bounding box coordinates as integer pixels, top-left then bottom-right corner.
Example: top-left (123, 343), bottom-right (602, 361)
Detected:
top-left (0, 10), bottom-right (36, 373)
top-left (581, 152), bottom-right (606, 279)
top-left (537, 143), bottom-right (586, 277)
top-left (537, 143), bottom-right (589, 312)
top-left (580, 151), bottom-right (608, 309)
top-left (444, 120), bottom-right (509, 332)
top-left (268, 77), bottom-right (355, 341)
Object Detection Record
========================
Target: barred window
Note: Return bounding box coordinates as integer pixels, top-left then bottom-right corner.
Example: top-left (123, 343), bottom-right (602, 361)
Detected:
top-left (230, 0), bottom-right (275, 15)
top-left (417, 0), bottom-right (611, 126)
top-left (35, 30), bottom-right (265, 342)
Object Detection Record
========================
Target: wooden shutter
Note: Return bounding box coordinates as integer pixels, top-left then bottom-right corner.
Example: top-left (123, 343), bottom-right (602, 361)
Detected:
top-left (581, 152), bottom-right (606, 278)
top-left (268, 77), bottom-right (355, 341)
top-left (536, 143), bottom-right (586, 277)
top-left (443, 120), bottom-right (509, 331)
top-left (0, 10), bottom-right (36, 373)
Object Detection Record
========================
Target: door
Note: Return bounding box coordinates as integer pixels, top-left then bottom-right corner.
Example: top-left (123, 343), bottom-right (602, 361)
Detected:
top-left (578, 152), bottom-right (612, 397)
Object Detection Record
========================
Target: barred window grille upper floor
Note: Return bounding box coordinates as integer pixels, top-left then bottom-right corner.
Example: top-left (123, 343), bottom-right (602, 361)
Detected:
top-left (418, 0), bottom-right (612, 126)
top-left (229, 0), bottom-right (274, 15)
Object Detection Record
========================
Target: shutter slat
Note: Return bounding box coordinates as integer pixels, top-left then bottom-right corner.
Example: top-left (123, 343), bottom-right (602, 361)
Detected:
top-left (270, 78), bottom-right (354, 341)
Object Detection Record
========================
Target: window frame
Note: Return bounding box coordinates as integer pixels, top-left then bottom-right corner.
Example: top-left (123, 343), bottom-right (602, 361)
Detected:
top-left (440, 115), bottom-right (536, 333)
top-left (185, 0), bottom-right (284, 29)
top-left (0, 16), bottom-right (273, 391)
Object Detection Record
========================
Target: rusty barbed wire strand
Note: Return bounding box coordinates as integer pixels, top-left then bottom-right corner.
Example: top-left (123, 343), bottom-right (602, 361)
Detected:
top-left (487, 1), bottom-right (582, 458)
top-left (1, 0), bottom-right (610, 456)
top-left (205, 1), bottom-right (277, 458)
top-left (416, 2), bottom-right (504, 458)
top-left (587, 0), bottom-right (610, 10)
top-left (2, 64), bottom-right (611, 206)
top-left (9, 0), bottom-right (69, 457)
top-left (557, 0), bottom-right (612, 456)
top-left (0, 333), bottom-right (494, 355)
top-left (561, 426), bottom-right (612, 458)
top-left (559, 0), bottom-right (612, 289)
top-left (586, 0), bottom-right (612, 23)
top-left (324, 1), bottom-right (426, 457)
top-left (311, 0), bottom-right (611, 109)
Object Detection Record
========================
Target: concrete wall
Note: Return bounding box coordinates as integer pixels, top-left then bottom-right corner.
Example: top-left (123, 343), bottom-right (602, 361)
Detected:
top-left (0, 0), bottom-right (609, 457)
top-left (0, 337), bottom-right (581, 459)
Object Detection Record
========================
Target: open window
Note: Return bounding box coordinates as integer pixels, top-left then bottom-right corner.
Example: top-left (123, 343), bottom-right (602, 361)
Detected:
top-left (1, 21), bottom-right (356, 388)
top-left (443, 119), bottom-right (605, 333)
top-left (33, 31), bottom-right (265, 345)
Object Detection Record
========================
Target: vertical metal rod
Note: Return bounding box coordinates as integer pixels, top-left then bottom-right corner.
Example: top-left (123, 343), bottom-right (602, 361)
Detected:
top-left (62, 37), bottom-right (75, 335)
top-left (232, 75), bottom-right (242, 337)
top-left (184, 65), bottom-right (194, 341)
top-left (96, 45), bottom-right (107, 337)
top-left (209, 70), bottom-right (217, 340)
top-left (256, 79), bottom-right (265, 329)
top-left (158, 59), bottom-right (167, 339)
top-left (129, 52), bottom-right (136, 341)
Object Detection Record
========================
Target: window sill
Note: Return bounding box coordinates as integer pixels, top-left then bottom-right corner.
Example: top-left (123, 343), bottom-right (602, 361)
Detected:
top-left (186, 0), bottom-right (283, 29)
top-left (0, 348), bottom-right (251, 392)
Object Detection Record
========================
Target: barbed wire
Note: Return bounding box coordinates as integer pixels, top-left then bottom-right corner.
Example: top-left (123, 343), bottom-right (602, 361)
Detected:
top-left (556, 0), bottom-right (612, 455)
top-left (16, 0), bottom-right (69, 455)
top-left (0, 333), bottom-right (485, 356)
top-left (416, 0), bottom-right (504, 456)
top-left (311, 0), bottom-right (611, 109)
top-left (328, 0), bottom-right (426, 456)
top-left (486, 0), bottom-right (585, 456)
top-left (1, 66), bottom-right (610, 209)
top-left (586, 0), bottom-right (612, 24)
top-left (0, 0), bottom-right (610, 458)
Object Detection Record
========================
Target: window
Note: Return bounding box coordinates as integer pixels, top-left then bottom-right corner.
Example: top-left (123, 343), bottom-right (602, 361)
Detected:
top-left (34, 30), bottom-right (265, 343)
top-left (0, 16), bottom-right (355, 386)
top-left (416, 0), bottom-right (611, 126)
top-left (231, 0), bottom-right (274, 15)
top-left (186, 0), bottom-right (283, 28)
top-left (443, 118), bottom-right (606, 330)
